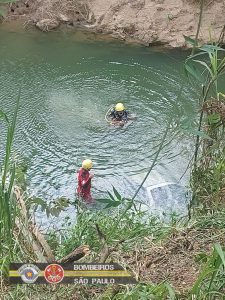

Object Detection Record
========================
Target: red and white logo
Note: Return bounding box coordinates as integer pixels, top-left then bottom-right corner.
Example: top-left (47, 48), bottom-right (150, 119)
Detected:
top-left (44, 264), bottom-right (64, 284)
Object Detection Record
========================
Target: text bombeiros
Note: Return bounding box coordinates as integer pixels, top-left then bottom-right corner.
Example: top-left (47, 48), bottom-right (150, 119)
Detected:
top-left (73, 264), bottom-right (115, 271)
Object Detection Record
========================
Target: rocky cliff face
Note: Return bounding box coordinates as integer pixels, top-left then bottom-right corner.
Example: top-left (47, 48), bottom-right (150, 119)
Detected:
top-left (89, 0), bottom-right (225, 47)
top-left (5, 0), bottom-right (225, 48)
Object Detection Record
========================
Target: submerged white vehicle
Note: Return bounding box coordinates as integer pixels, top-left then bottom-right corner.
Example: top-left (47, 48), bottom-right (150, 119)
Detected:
top-left (128, 169), bottom-right (190, 218)
top-left (144, 182), bottom-right (190, 218)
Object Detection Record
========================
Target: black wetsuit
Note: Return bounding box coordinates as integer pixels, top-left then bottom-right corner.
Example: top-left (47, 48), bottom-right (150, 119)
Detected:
top-left (109, 109), bottom-right (128, 122)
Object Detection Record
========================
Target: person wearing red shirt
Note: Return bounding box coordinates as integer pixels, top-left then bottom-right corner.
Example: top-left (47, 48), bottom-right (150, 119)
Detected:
top-left (77, 159), bottom-right (94, 203)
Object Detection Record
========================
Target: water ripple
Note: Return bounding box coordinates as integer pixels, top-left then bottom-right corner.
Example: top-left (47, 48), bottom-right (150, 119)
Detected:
top-left (0, 30), bottom-right (196, 202)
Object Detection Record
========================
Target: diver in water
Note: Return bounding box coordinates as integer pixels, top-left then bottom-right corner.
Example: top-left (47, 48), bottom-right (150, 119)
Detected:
top-left (108, 103), bottom-right (129, 124)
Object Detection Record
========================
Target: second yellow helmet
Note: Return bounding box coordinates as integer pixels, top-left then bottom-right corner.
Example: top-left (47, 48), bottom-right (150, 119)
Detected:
top-left (115, 103), bottom-right (125, 112)
top-left (82, 159), bottom-right (93, 170)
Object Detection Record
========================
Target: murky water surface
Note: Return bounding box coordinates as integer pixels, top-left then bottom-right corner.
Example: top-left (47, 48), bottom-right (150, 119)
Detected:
top-left (0, 24), bottom-right (198, 224)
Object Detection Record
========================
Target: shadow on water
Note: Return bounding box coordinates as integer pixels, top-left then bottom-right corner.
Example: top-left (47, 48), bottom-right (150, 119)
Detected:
top-left (0, 24), bottom-right (197, 228)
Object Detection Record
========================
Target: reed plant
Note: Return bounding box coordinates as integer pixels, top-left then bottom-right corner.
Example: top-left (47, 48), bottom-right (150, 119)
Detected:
top-left (0, 89), bottom-right (20, 275)
top-left (189, 243), bottom-right (225, 300)
top-left (184, 41), bottom-right (225, 213)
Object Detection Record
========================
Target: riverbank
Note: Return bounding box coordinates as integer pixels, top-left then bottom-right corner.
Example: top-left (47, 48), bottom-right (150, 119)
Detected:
top-left (1, 0), bottom-right (225, 48)
top-left (1, 205), bottom-right (225, 299)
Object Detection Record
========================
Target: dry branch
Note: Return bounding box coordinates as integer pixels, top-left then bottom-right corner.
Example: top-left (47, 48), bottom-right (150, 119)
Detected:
top-left (95, 223), bottom-right (125, 263)
top-left (96, 223), bottom-right (110, 263)
top-left (15, 218), bottom-right (48, 262)
top-left (57, 245), bottom-right (90, 263)
top-left (30, 224), bottom-right (55, 262)
top-left (13, 186), bottom-right (90, 263)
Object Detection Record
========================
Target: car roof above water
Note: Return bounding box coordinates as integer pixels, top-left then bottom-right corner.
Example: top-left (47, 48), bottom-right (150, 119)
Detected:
top-left (144, 182), bottom-right (189, 216)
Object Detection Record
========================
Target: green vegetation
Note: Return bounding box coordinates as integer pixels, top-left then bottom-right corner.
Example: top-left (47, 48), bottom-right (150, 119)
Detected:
top-left (1, 1), bottom-right (225, 297)
top-left (0, 89), bottom-right (20, 276)
top-left (184, 40), bottom-right (225, 214)
top-left (2, 201), bottom-right (225, 299)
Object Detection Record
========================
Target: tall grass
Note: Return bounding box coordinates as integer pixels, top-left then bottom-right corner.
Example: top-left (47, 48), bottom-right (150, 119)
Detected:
top-left (189, 243), bottom-right (225, 300)
top-left (184, 42), bottom-right (225, 212)
top-left (114, 282), bottom-right (177, 300)
top-left (0, 89), bottom-right (20, 274)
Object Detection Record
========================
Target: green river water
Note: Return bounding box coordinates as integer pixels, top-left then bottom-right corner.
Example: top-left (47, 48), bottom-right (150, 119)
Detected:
top-left (0, 24), bottom-right (198, 225)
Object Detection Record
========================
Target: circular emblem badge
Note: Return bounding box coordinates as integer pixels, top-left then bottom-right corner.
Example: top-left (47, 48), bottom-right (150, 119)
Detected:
top-left (18, 264), bottom-right (40, 283)
top-left (44, 264), bottom-right (64, 284)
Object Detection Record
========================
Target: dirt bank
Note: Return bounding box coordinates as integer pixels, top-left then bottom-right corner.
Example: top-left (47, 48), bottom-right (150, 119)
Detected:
top-left (2, 0), bottom-right (225, 48)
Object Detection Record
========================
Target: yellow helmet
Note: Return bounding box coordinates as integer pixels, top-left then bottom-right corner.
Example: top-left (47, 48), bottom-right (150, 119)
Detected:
top-left (115, 103), bottom-right (125, 112)
top-left (82, 159), bottom-right (93, 170)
